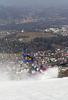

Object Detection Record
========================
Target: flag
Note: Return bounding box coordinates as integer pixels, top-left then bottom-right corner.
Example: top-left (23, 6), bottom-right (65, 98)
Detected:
top-left (23, 54), bottom-right (34, 63)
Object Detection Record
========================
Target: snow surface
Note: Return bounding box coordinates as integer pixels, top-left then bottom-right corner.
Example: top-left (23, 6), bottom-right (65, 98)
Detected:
top-left (0, 67), bottom-right (68, 100)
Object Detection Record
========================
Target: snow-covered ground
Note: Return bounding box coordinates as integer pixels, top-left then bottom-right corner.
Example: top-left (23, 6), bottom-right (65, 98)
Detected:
top-left (0, 67), bottom-right (68, 100)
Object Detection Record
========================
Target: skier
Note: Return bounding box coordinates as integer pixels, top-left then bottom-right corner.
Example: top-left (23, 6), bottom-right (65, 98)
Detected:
top-left (39, 65), bottom-right (47, 73)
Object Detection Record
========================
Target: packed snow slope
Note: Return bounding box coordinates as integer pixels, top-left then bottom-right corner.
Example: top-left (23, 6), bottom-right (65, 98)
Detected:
top-left (0, 68), bottom-right (68, 100)
top-left (0, 78), bottom-right (68, 100)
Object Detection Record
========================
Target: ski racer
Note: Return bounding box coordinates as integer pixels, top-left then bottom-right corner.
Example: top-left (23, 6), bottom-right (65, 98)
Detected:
top-left (39, 65), bottom-right (47, 73)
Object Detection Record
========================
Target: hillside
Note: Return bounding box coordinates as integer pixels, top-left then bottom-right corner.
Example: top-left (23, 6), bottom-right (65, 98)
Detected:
top-left (16, 32), bottom-right (56, 42)
top-left (0, 31), bottom-right (67, 53)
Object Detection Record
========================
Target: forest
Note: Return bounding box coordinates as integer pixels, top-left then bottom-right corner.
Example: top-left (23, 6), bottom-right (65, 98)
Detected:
top-left (0, 36), bottom-right (68, 53)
